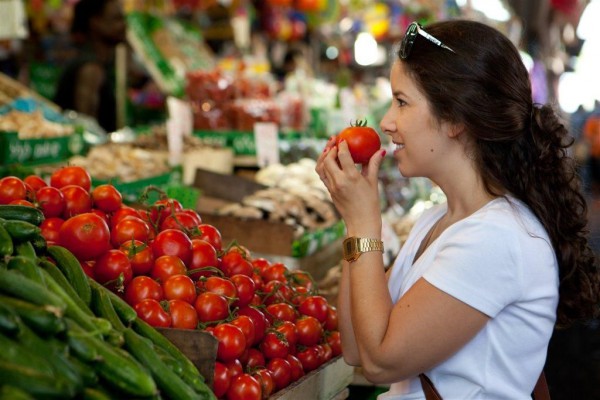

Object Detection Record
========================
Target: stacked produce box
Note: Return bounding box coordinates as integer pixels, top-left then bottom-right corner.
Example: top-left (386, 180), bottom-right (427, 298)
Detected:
top-left (0, 166), bottom-right (349, 399)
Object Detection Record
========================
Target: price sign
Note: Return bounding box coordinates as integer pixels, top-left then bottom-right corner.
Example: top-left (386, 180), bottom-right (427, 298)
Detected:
top-left (254, 122), bottom-right (279, 167)
top-left (166, 97), bottom-right (192, 166)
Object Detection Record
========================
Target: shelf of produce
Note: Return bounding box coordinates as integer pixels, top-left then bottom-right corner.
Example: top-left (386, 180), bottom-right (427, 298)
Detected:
top-left (271, 356), bottom-right (353, 400)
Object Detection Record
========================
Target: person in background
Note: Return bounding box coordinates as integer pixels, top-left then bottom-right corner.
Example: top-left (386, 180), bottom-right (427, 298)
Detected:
top-left (53, 0), bottom-right (126, 133)
top-left (316, 20), bottom-right (600, 399)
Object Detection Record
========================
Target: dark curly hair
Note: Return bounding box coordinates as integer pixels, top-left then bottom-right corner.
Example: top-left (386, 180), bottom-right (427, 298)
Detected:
top-left (398, 19), bottom-right (600, 328)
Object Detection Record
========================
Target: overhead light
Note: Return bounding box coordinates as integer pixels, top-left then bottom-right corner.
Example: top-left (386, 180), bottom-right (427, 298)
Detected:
top-left (355, 32), bottom-right (378, 66)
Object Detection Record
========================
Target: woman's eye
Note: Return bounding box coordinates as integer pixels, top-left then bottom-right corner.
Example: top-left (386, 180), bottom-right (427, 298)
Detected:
top-left (395, 98), bottom-right (406, 107)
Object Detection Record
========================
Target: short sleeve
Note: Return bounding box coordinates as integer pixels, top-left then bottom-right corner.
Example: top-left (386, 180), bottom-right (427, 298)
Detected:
top-left (423, 217), bottom-right (524, 318)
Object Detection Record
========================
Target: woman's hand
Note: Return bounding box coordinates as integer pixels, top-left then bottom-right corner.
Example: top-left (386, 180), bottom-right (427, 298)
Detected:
top-left (315, 137), bottom-right (386, 237)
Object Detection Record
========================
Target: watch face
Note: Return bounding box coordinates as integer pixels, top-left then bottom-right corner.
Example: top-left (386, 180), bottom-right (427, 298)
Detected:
top-left (343, 238), bottom-right (358, 261)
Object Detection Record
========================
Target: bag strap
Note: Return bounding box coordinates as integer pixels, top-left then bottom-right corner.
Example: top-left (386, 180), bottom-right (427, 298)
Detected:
top-left (419, 372), bottom-right (550, 400)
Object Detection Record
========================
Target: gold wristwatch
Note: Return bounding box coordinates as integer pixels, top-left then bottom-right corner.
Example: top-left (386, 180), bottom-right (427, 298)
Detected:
top-left (343, 237), bottom-right (384, 262)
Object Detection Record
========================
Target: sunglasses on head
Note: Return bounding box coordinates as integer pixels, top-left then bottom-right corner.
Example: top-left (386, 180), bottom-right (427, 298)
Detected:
top-left (399, 22), bottom-right (455, 59)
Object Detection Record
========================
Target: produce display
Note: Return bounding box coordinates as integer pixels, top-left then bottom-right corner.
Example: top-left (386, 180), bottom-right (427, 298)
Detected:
top-left (0, 166), bottom-right (343, 399)
top-left (0, 110), bottom-right (74, 139)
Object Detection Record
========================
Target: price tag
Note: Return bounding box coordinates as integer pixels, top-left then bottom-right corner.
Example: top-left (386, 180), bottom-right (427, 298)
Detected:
top-left (254, 122), bottom-right (279, 167)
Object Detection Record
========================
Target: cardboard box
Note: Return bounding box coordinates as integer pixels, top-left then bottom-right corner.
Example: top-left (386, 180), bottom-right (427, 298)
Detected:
top-left (193, 168), bottom-right (344, 259)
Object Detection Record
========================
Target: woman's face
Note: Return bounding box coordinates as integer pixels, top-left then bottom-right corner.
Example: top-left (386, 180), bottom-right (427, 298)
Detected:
top-left (380, 61), bottom-right (455, 179)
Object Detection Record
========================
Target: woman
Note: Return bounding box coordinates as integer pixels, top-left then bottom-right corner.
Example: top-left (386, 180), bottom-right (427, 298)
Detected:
top-left (316, 20), bottom-right (600, 399)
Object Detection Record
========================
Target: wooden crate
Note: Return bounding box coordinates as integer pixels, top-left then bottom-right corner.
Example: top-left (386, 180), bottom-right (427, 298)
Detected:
top-left (272, 356), bottom-right (353, 400)
top-left (156, 328), bottom-right (218, 387)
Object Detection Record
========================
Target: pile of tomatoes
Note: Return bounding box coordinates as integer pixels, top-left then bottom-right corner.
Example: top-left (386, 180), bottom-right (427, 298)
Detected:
top-left (0, 167), bottom-right (342, 400)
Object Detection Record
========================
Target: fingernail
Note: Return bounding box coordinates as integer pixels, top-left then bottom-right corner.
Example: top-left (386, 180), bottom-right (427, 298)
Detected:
top-left (381, 149), bottom-right (387, 157)
top-left (323, 147), bottom-right (329, 153)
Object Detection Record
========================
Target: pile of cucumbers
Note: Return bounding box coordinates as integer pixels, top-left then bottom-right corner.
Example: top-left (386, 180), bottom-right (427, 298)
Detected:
top-left (0, 205), bottom-right (216, 400)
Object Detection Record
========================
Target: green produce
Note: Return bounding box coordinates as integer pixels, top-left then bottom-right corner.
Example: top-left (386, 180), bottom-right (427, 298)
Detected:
top-left (0, 295), bottom-right (65, 336)
top-left (0, 268), bottom-right (66, 311)
top-left (38, 259), bottom-right (94, 318)
top-left (14, 241), bottom-right (37, 260)
top-left (90, 282), bottom-right (126, 332)
top-left (0, 219), bottom-right (41, 241)
top-left (66, 319), bottom-right (158, 397)
top-left (124, 328), bottom-right (214, 399)
top-left (47, 245), bottom-right (92, 307)
top-left (7, 256), bottom-right (45, 286)
top-left (89, 277), bottom-right (137, 323)
top-left (0, 205), bottom-right (44, 226)
top-left (0, 224), bottom-right (13, 256)
top-left (0, 302), bottom-right (20, 335)
top-left (0, 360), bottom-right (74, 398)
top-left (0, 385), bottom-right (35, 400)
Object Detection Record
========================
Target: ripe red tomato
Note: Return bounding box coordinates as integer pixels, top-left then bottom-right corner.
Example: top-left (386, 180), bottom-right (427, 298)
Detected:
top-left (324, 305), bottom-right (338, 331)
top-left (197, 223), bottom-right (222, 251)
top-left (213, 361), bottom-right (231, 398)
top-left (58, 213), bottom-right (111, 261)
top-left (35, 186), bottom-right (65, 218)
top-left (60, 185), bottom-right (92, 218)
top-left (134, 298), bottom-right (172, 327)
top-left (230, 315), bottom-right (256, 350)
top-left (149, 198), bottom-right (183, 226)
top-left (188, 239), bottom-right (219, 280)
top-left (251, 368), bottom-right (274, 399)
top-left (230, 274), bottom-right (256, 308)
top-left (125, 275), bottom-right (163, 306)
top-left (336, 119), bottom-right (382, 164)
top-left (94, 249), bottom-right (133, 289)
top-left (297, 296), bottom-right (329, 324)
top-left (219, 250), bottom-right (253, 277)
top-left (194, 292), bottom-right (229, 323)
top-left (226, 373), bottom-right (262, 400)
top-left (275, 320), bottom-right (298, 348)
top-left (262, 280), bottom-right (293, 306)
top-left (110, 206), bottom-right (141, 230)
top-left (285, 354), bottom-right (305, 382)
top-left (40, 217), bottom-right (65, 243)
top-left (120, 239), bottom-right (155, 276)
top-left (0, 176), bottom-right (26, 205)
top-left (295, 346), bottom-right (321, 372)
top-left (288, 270), bottom-right (315, 291)
top-left (244, 348), bottom-right (266, 369)
top-left (9, 199), bottom-right (33, 206)
top-left (159, 211), bottom-right (199, 233)
top-left (259, 331), bottom-right (289, 360)
top-left (326, 330), bottom-right (342, 356)
top-left (319, 343), bottom-right (333, 363)
top-left (168, 299), bottom-right (198, 329)
top-left (266, 303), bottom-right (297, 323)
top-left (23, 175), bottom-right (47, 191)
top-left (152, 229), bottom-right (193, 267)
top-left (111, 216), bottom-right (151, 247)
top-left (151, 255), bottom-right (187, 282)
top-left (237, 306), bottom-right (268, 346)
top-left (266, 358), bottom-right (292, 392)
top-left (50, 166), bottom-right (91, 191)
top-left (295, 316), bottom-right (323, 347)
top-left (91, 184), bottom-right (122, 213)
top-left (162, 274), bottom-right (197, 304)
top-left (199, 276), bottom-right (237, 299)
top-left (261, 263), bottom-right (288, 283)
top-left (213, 323), bottom-right (247, 362)
top-left (225, 358), bottom-right (243, 381)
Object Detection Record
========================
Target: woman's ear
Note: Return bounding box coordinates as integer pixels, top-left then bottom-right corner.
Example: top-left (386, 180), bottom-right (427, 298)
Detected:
top-left (447, 122), bottom-right (466, 139)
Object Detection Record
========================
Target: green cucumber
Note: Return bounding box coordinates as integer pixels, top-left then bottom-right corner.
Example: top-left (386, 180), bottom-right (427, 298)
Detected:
top-left (66, 319), bottom-right (158, 397)
top-left (0, 224), bottom-right (13, 256)
top-left (0, 333), bottom-right (55, 376)
top-left (39, 268), bottom-right (101, 335)
top-left (14, 241), bottom-right (36, 260)
top-left (0, 302), bottom-right (20, 335)
top-left (38, 259), bottom-right (94, 318)
top-left (0, 360), bottom-right (74, 398)
top-left (132, 317), bottom-right (203, 379)
top-left (0, 205), bottom-right (44, 226)
top-left (7, 256), bottom-right (45, 287)
top-left (0, 268), bottom-right (66, 311)
top-left (82, 387), bottom-right (112, 400)
top-left (88, 277), bottom-right (137, 323)
top-left (0, 295), bottom-right (65, 335)
top-left (68, 355), bottom-right (99, 387)
top-left (1, 220), bottom-right (41, 241)
top-left (16, 321), bottom-right (84, 395)
top-left (30, 234), bottom-right (47, 256)
top-left (90, 279), bottom-right (127, 332)
top-left (123, 328), bottom-right (213, 400)
top-left (47, 245), bottom-right (92, 307)
top-left (0, 385), bottom-right (35, 400)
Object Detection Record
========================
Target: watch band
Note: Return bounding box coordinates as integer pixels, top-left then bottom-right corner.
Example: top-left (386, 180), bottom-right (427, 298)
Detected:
top-left (343, 237), bottom-right (384, 262)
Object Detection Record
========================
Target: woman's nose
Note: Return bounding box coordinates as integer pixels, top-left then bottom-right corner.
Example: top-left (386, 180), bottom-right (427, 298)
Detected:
top-left (379, 107), bottom-right (395, 136)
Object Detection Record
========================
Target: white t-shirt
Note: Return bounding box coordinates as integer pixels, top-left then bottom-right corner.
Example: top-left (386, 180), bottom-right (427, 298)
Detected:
top-left (379, 196), bottom-right (559, 400)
